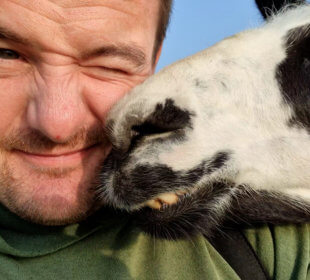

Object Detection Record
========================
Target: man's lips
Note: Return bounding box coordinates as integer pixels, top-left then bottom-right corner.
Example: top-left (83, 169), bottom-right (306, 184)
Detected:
top-left (13, 144), bottom-right (102, 168)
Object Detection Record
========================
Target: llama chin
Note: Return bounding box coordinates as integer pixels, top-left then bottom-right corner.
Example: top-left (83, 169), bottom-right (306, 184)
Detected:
top-left (97, 1), bottom-right (310, 239)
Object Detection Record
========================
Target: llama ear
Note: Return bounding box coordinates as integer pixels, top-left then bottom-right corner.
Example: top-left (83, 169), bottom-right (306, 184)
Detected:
top-left (255, 0), bottom-right (306, 19)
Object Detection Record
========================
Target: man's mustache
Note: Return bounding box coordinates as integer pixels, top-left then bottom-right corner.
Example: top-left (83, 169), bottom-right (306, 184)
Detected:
top-left (0, 126), bottom-right (109, 153)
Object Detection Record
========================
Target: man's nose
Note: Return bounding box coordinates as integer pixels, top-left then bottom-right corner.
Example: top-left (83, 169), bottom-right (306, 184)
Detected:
top-left (26, 72), bottom-right (88, 142)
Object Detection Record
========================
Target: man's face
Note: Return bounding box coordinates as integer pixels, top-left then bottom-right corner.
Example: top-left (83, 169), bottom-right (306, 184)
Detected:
top-left (0, 0), bottom-right (160, 225)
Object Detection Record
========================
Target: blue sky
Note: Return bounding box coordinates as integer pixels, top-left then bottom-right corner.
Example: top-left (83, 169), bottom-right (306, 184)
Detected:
top-left (156, 1), bottom-right (264, 71)
top-left (157, 1), bottom-right (310, 71)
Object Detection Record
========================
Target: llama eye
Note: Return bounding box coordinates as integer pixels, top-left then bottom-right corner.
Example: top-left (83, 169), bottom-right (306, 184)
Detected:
top-left (0, 48), bottom-right (20, 60)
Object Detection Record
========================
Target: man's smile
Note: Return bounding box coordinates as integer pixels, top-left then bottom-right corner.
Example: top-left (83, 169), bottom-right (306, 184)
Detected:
top-left (13, 144), bottom-right (103, 168)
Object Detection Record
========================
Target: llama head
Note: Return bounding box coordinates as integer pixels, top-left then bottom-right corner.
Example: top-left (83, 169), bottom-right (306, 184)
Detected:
top-left (98, 3), bottom-right (310, 213)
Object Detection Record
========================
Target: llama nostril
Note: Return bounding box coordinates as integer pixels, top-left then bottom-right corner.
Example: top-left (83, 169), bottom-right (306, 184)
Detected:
top-left (126, 121), bottom-right (182, 154)
top-left (131, 99), bottom-right (195, 139)
top-left (107, 99), bottom-right (194, 153)
top-left (131, 121), bottom-right (174, 138)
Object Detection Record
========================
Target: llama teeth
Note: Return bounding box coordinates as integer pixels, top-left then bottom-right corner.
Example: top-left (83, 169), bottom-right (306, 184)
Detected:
top-left (157, 192), bottom-right (179, 205)
top-left (145, 199), bottom-right (162, 210)
top-left (144, 192), bottom-right (180, 210)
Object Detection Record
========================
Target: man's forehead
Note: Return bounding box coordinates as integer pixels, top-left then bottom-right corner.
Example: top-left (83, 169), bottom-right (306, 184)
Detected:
top-left (0, 0), bottom-right (159, 37)
top-left (1, 0), bottom-right (158, 20)
top-left (49, 0), bottom-right (143, 8)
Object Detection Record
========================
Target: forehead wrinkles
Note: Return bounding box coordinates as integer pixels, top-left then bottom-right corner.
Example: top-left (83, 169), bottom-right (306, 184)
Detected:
top-left (49, 0), bottom-right (142, 17)
top-left (3, 0), bottom-right (65, 24)
top-left (0, 0), bottom-right (151, 51)
top-left (4, 0), bottom-right (141, 24)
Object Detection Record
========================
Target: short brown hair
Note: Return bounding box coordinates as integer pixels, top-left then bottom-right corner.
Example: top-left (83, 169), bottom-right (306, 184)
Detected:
top-left (153, 0), bottom-right (174, 61)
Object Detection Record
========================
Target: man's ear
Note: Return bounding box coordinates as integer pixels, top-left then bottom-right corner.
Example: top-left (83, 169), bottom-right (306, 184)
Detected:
top-left (255, 0), bottom-right (305, 19)
top-left (151, 43), bottom-right (163, 74)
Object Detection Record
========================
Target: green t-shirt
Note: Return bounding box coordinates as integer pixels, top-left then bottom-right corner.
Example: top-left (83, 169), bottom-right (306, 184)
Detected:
top-left (0, 204), bottom-right (308, 280)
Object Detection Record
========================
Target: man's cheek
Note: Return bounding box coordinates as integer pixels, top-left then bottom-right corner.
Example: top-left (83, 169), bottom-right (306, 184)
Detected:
top-left (82, 76), bottom-right (137, 123)
top-left (0, 76), bottom-right (29, 133)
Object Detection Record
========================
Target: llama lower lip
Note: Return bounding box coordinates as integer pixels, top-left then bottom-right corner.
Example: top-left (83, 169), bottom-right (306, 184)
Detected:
top-left (14, 145), bottom-right (100, 168)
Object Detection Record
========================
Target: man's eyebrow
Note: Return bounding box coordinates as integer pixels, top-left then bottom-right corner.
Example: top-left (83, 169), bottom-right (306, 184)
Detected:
top-left (0, 26), bottom-right (147, 67)
top-left (0, 26), bottom-right (33, 45)
top-left (81, 44), bottom-right (147, 67)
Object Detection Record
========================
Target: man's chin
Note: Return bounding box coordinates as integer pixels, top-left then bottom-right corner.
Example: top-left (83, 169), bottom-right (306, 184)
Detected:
top-left (4, 192), bottom-right (99, 226)
top-left (20, 209), bottom-right (89, 226)
top-left (0, 159), bottom-right (103, 226)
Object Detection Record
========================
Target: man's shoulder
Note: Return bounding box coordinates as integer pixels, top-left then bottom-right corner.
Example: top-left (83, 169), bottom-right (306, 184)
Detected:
top-left (243, 223), bottom-right (310, 279)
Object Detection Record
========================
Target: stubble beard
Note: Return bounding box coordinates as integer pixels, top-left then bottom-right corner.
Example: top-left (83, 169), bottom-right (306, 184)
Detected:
top-left (0, 160), bottom-right (100, 226)
top-left (0, 127), bottom-right (109, 226)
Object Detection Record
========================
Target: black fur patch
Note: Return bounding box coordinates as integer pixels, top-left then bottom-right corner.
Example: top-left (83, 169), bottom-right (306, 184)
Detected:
top-left (99, 151), bottom-right (231, 209)
top-left (205, 151), bottom-right (230, 172)
top-left (255, 0), bottom-right (305, 19)
top-left (132, 98), bottom-right (194, 137)
top-left (226, 187), bottom-right (310, 226)
top-left (276, 24), bottom-right (310, 132)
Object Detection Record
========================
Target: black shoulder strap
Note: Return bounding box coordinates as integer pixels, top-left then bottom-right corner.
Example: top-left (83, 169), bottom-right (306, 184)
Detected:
top-left (208, 229), bottom-right (270, 280)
